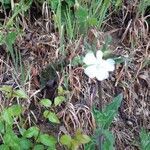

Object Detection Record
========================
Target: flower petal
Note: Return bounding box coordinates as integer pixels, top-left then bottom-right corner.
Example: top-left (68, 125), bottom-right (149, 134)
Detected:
top-left (104, 59), bottom-right (115, 71)
top-left (83, 52), bottom-right (97, 65)
top-left (96, 50), bottom-right (103, 61)
top-left (84, 65), bottom-right (96, 78)
top-left (95, 69), bottom-right (109, 81)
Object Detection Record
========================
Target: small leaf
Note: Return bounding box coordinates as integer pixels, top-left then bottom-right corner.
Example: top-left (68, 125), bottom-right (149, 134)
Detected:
top-left (2, 109), bottom-right (13, 125)
top-left (54, 96), bottom-right (65, 107)
top-left (87, 17), bottom-right (97, 26)
top-left (0, 86), bottom-right (28, 99)
top-left (75, 130), bottom-right (91, 144)
top-left (13, 89), bottom-right (28, 99)
top-left (0, 85), bottom-right (13, 93)
top-left (23, 126), bottom-right (39, 138)
top-left (38, 134), bottom-right (57, 148)
top-left (0, 144), bottom-right (10, 150)
top-left (60, 135), bottom-right (72, 148)
top-left (43, 110), bottom-right (60, 124)
top-left (19, 138), bottom-right (32, 150)
top-left (33, 144), bottom-right (44, 150)
top-left (7, 105), bottom-right (22, 117)
top-left (5, 32), bottom-right (17, 45)
top-left (40, 99), bottom-right (52, 107)
top-left (71, 139), bottom-right (80, 150)
top-left (58, 86), bottom-right (64, 95)
top-left (75, 6), bottom-right (88, 22)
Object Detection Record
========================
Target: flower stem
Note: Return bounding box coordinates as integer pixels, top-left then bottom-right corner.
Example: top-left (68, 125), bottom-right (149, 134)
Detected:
top-left (97, 80), bottom-right (102, 111)
top-left (97, 80), bottom-right (103, 150)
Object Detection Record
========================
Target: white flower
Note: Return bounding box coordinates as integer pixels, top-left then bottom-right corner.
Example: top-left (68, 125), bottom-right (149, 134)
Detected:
top-left (83, 50), bottom-right (115, 81)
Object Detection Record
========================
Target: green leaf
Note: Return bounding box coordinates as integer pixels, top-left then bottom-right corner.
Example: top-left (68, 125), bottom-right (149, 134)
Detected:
top-left (54, 96), bottom-right (65, 107)
top-left (43, 110), bottom-right (60, 124)
top-left (5, 32), bottom-right (17, 45)
top-left (71, 139), bottom-right (80, 150)
top-left (0, 85), bottom-right (13, 93)
top-left (71, 56), bottom-right (83, 67)
top-left (40, 99), bottom-right (52, 107)
top-left (0, 145), bottom-right (10, 150)
top-left (93, 93), bottom-right (123, 129)
top-left (105, 93), bottom-right (123, 112)
top-left (60, 134), bottom-right (72, 148)
top-left (140, 129), bottom-right (150, 150)
top-left (75, 130), bottom-right (91, 144)
top-left (13, 89), bottom-right (28, 99)
top-left (66, 0), bottom-right (75, 6)
top-left (2, 109), bottom-right (13, 125)
top-left (87, 17), bottom-right (97, 26)
top-left (75, 6), bottom-right (88, 22)
top-left (33, 144), bottom-right (44, 150)
top-left (23, 126), bottom-right (39, 138)
top-left (102, 129), bottom-right (115, 150)
top-left (7, 105), bottom-right (22, 117)
top-left (19, 138), bottom-right (32, 150)
top-left (0, 85), bottom-right (28, 99)
top-left (0, 120), bottom-right (5, 133)
top-left (38, 134), bottom-right (57, 148)
top-left (58, 86), bottom-right (65, 95)
top-left (50, 0), bottom-right (59, 10)
top-left (3, 131), bottom-right (20, 149)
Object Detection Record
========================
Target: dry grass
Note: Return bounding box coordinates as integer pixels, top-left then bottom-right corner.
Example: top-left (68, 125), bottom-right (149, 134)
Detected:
top-left (0, 1), bottom-right (149, 149)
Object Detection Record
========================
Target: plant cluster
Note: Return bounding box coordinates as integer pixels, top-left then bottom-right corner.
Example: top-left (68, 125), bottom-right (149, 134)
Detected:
top-left (0, 0), bottom-right (149, 150)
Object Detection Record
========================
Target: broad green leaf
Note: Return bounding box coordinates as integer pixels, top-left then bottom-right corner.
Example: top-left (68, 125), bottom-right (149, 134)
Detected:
top-left (3, 131), bottom-right (20, 149)
top-left (43, 110), bottom-right (60, 124)
top-left (7, 105), bottom-right (22, 117)
top-left (84, 139), bottom-right (96, 150)
top-left (19, 138), bottom-right (32, 150)
top-left (140, 129), bottom-right (150, 150)
top-left (0, 144), bottom-right (10, 150)
top-left (93, 93), bottom-right (123, 129)
top-left (38, 134), bottom-right (57, 148)
top-left (54, 96), bottom-right (65, 106)
top-left (50, 0), bottom-right (59, 10)
top-left (40, 99), bottom-right (52, 107)
top-left (102, 129), bottom-right (115, 150)
top-left (23, 126), bottom-right (39, 138)
top-left (60, 134), bottom-right (72, 148)
top-left (33, 144), bottom-right (44, 150)
top-left (105, 93), bottom-right (123, 112)
top-left (2, 109), bottom-right (13, 125)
